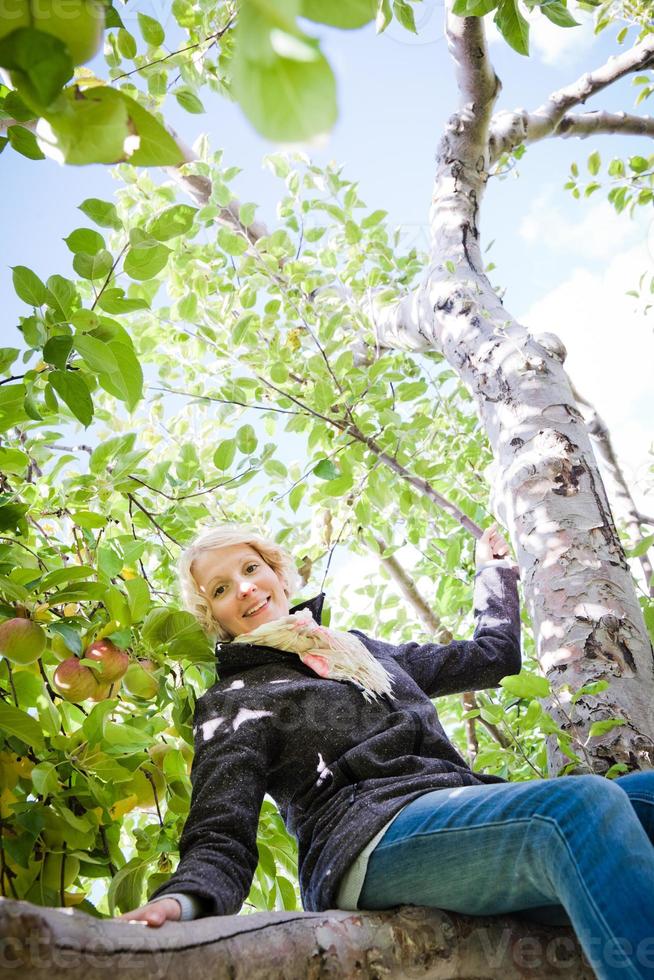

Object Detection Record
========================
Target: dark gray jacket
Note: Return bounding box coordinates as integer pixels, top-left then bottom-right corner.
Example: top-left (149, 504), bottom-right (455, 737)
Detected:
top-left (149, 563), bottom-right (521, 915)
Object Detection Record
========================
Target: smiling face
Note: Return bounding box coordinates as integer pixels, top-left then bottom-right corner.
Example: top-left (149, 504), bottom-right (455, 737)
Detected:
top-left (191, 543), bottom-right (290, 639)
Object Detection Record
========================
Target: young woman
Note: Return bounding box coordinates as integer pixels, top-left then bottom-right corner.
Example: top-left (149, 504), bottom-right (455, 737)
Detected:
top-left (120, 523), bottom-right (654, 980)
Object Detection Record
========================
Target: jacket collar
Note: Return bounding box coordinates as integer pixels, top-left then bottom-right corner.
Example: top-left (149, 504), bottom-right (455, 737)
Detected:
top-left (215, 592), bottom-right (326, 678)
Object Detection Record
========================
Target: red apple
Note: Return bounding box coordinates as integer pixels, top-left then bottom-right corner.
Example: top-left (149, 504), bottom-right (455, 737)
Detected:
top-left (52, 657), bottom-right (99, 702)
top-left (84, 639), bottom-right (129, 682)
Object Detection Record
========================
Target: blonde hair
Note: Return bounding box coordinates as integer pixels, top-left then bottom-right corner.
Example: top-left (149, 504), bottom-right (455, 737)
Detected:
top-left (178, 523), bottom-right (301, 640)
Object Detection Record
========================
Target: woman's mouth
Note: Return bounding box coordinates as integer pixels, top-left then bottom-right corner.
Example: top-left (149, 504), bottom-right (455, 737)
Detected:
top-left (244, 596), bottom-right (270, 618)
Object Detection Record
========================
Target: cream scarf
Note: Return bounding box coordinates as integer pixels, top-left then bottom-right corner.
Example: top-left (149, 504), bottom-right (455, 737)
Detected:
top-left (231, 606), bottom-right (395, 703)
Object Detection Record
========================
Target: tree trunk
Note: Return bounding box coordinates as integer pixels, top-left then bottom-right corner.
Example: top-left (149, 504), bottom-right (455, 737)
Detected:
top-left (367, 16), bottom-right (654, 777)
top-left (0, 899), bottom-right (594, 979)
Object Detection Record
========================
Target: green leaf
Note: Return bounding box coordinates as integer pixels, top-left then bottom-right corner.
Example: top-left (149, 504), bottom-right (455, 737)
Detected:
top-left (217, 227), bottom-right (249, 256)
top-left (500, 671), bottom-right (551, 699)
top-left (82, 701), bottom-right (120, 747)
top-left (0, 702), bottom-right (45, 750)
top-left (125, 577), bottom-right (151, 622)
top-left (78, 198), bottom-right (122, 230)
top-left (361, 209), bottom-right (387, 229)
top-left (38, 565), bottom-right (95, 592)
top-left (12, 266), bottom-right (47, 306)
top-left (571, 679), bottom-right (609, 704)
top-left (289, 483), bottom-right (306, 513)
top-left (493, 0), bottom-right (529, 55)
top-left (3, 89), bottom-right (37, 122)
top-left (0, 348), bottom-right (19, 374)
top-left (393, 0), bottom-right (417, 32)
top-left (124, 240), bottom-right (171, 280)
top-left (73, 334), bottom-right (143, 411)
top-left (48, 369), bottom-right (94, 426)
top-left (0, 447), bottom-right (28, 475)
top-left (313, 459), bottom-right (340, 480)
top-left (96, 288), bottom-right (149, 314)
top-left (175, 88), bottom-right (205, 114)
top-left (629, 155), bottom-right (649, 173)
top-left (46, 274), bottom-right (77, 316)
top-left (232, 6), bottom-right (337, 142)
top-left (236, 424), bottom-right (257, 454)
top-left (0, 501), bottom-right (28, 532)
top-left (0, 28), bottom-right (73, 108)
top-left (148, 205), bottom-right (197, 241)
top-left (107, 856), bottom-right (149, 915)
top-left (117, 28), bottom-right (137, 59)
top-left (452, 0), bottom-right (498, 12)
top-left (73, 249), bottom-right (114, 281)
top-left (0, 384), bottom-right (30, 432)
top-left (116, 90), bottom-right (184, 167)
top-left (138, 12), bottom-right (165, 45)
top-left (301, 0), bottom-right (376, 28)
top-left (31, 761), bottom-right (60, 796)
top-left (588, 718), bottom-right (626, 737)
top-left (64, 228), bottom-right (106, 255)
top-left (43, 335), bottom-right (73, 369)
top-left (103, 584), bottom-right (130, 625)
top-left (213, 439), bottom-right (237, 471)
top-left (7, 124), bottom-right (45, 159)
top-left (627, 533), bottom-right (654, 558)
top-left (587, 150), bottom-right (601, 176)
top-left (539, 0), bottom-right (579, 26)
top-left (376, 0), bottom-right (393, 31)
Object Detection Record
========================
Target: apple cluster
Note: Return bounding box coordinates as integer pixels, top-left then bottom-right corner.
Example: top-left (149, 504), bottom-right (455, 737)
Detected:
top-left (0, 616), bottom-right (161, 703)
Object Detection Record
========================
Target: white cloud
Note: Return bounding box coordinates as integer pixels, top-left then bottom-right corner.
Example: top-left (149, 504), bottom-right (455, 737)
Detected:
top-left (519, 239), bottom-right (654, 510)
top-left (486, 7), bottom-right (597, 67)
top-left (519, 193), bottom-right (641, 261)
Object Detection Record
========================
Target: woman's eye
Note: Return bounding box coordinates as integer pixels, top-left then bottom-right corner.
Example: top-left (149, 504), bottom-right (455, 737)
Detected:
top-left (214, 585), bottom-right (224, 597)
top-left (247, 563), bottom-right (258, 573)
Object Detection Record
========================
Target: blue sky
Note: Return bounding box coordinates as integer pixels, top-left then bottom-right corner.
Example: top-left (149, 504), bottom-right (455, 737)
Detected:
top-left (2, 5), bottom-right (652, 513)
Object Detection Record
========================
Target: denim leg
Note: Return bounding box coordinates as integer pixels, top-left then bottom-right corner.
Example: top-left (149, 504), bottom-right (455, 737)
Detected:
top-left (359, 774), bottom-right (654, 980)
top-left (615, 771), bottom-right (654, 843)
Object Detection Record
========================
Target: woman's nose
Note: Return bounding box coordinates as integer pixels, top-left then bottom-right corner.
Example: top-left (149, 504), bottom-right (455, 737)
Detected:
top-left (238, 580), bottom-right (255, 596)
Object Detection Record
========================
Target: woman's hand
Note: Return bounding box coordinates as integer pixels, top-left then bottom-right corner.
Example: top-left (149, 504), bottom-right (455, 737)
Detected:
top-left (117, 897), bottom-right (181, 927)
top-left (475, 524), bottom-right (517, 572)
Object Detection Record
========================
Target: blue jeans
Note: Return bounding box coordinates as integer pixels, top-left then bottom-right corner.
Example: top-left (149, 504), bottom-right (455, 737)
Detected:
top-left (359, 772), bottom-right (654, 980)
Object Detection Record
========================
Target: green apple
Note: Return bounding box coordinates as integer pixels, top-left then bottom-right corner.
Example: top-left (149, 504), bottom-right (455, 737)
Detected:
top-left (0, 618), bottom-right (46, 665)
top-left (41, 852), bottom-right (80, 891)
top-left (0, 0), bottom-right (105, 66)
top-left (122, 659), bottom-right (160, 700)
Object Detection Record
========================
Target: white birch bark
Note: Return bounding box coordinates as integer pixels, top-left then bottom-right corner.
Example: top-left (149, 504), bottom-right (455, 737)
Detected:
top-left (367, 12), bottom-right (654, 776)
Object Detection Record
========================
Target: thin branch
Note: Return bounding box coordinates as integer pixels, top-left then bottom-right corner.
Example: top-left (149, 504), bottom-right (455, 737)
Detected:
top-left (111, 20), bottom-right (234, 82)
top-left (127, 493), bottom-right (180, 548)
top-left (90, 243), bottom-right (129, 311)
top-left (0, 536), bottom-right (50, 571)
top-left (127, 466), bottom-right (258, 501)
top-left (462, 691), bottom-right (479, 760)
top-left (369, 533), bottom-right (451, 641)
top-left (463, 691), bottom-right (511, 749)
top-left (258, 372), bottom-right (483, 538)
top-left (147, 384), bottom-right (305, 416)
